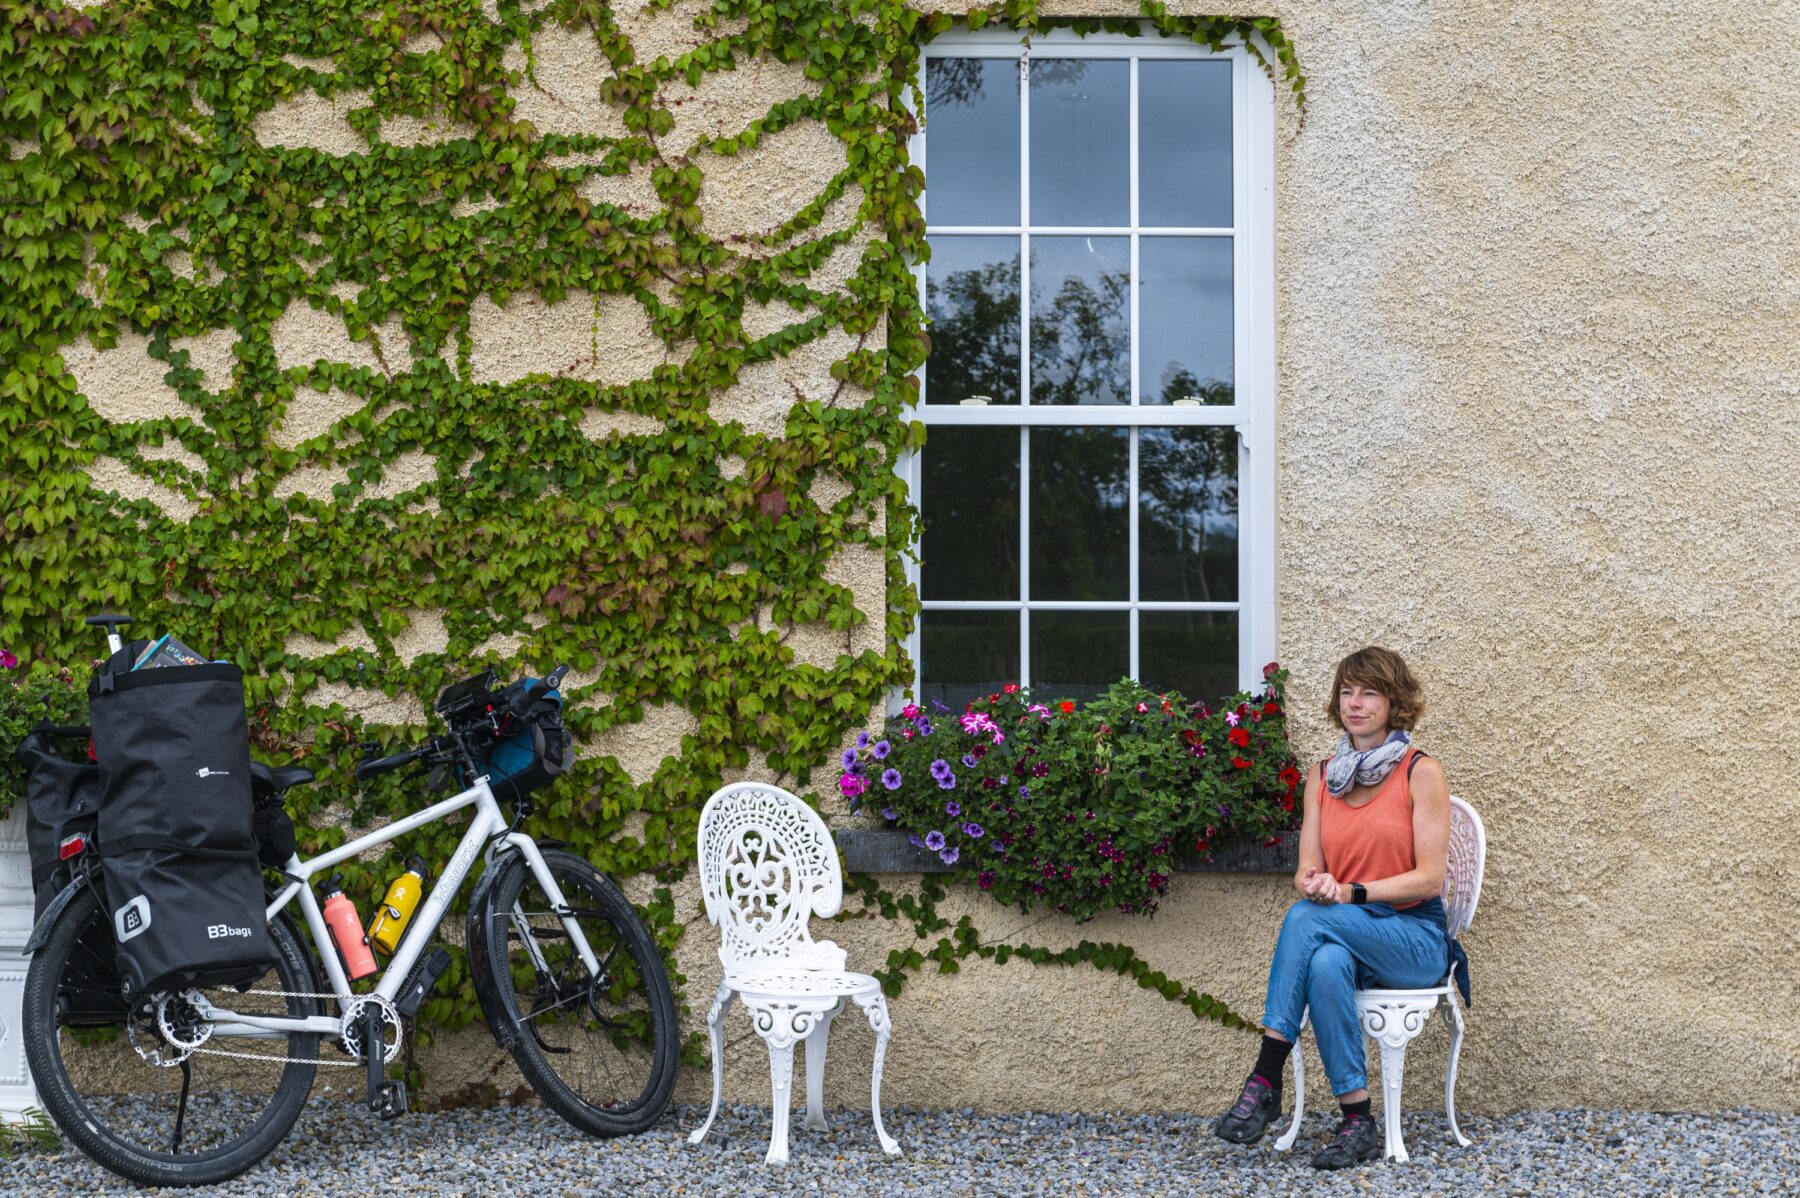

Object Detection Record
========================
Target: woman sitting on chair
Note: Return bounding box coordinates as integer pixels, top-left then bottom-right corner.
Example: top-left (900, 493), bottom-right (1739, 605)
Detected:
top-left (1213, 646), bottom-right (1455, 1169)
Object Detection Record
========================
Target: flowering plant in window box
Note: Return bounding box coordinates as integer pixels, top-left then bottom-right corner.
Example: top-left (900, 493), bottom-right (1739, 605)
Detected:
top-left (838, 665), bottom-right (1299, 920)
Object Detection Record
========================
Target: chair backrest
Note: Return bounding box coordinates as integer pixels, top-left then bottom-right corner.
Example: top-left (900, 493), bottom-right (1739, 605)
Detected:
top-left (695, 782), bottom-right (844, 974)
top-left (1443, 795), bottom-right (1486, 939)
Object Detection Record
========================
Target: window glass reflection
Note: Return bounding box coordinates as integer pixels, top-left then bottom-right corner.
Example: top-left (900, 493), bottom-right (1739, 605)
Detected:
top-left (1139, 60), bottom-right (1232, 228)
top-left (926, 236), bottom-right (1021, 406)
top-left (925, 57), bottom-right (1020, 226)
top-left (921, 610), bottom-right (1022, 713)
top-left (1138, 612), bottom-right (1238, 704)
top-left (1030, 236), bottom-right (1129, 406)
top-left (922, 426), bottom-right (1020, 601)
top-left (1030, 611), bottom-right (1128, 705)
top-left (1140, 237), bottom-right (1233, 405)
top-left (1030, 427), bottom-right (1129, 601)
top-left (1028, 59), bottom-right (1128, 227)
top-left (1137, 427), bottom-right (1238, 602)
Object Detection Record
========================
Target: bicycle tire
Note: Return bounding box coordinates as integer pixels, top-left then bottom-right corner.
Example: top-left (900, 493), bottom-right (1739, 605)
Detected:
top-left (476, 849), bottom-right (678, 1136)
top-left (23, 883), bottom-right (323, 1187)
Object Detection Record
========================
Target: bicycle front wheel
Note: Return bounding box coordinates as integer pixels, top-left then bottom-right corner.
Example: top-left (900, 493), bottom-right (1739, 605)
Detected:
top-left (23, 883), bottom-right (322, 1187)
top-left (477, 849), bottom-right (678, 1136)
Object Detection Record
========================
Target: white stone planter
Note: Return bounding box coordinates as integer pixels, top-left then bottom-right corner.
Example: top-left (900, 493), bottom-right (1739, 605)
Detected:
top-left (0, 803), bottom-right (41, 1120)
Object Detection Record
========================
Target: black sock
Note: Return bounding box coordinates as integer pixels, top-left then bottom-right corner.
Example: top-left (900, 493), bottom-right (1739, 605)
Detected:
top-left (1253, 1035), bottom-right (1292, 1092)
top-left (1340, 1097), bottom-right (1372, 1121)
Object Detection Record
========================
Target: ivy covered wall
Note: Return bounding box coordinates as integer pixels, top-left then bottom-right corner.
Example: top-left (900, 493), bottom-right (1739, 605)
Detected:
top-left (3, 0), bottom-right (1304, 1106)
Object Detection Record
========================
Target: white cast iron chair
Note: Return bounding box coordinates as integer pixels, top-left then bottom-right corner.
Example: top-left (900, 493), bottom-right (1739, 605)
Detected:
top-left (687, 782), bottom-right (901, 1165)
top-left (1274, 794), bottom-right (1486, 1163)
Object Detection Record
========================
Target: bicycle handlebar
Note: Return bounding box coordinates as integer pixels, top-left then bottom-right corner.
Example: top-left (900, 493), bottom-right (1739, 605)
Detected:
top-left (356, 747), bottom-right (426, 780)
top-left (508, 664), bottom-right (570, 717)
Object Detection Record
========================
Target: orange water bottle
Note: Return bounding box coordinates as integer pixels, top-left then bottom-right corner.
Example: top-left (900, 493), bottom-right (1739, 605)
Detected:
top-left (367, 855), bottom-right (429, 955)
top-left (322, 874), bottom-right (378, 981)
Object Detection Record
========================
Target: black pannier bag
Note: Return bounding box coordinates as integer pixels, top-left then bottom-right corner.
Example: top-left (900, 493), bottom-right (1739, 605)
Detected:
top-left (17, 720), bottom-right (101, 921)
top-left (88, 656), bottom-right (275, 998)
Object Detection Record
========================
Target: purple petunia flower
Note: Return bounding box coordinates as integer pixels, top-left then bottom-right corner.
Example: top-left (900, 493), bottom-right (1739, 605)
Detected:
top-left (1019, 785), bottom-right (1031, 798)
top-left (930, 758), bottom-right (951, 779)
top-left (857, 731), bottom-right (871, 749)
top-left (907, 833), bottom-right (924, 848)
top-left (924, 830), bottom-right (946, 851)
top-left (961, 754), bottom-right (977, 768)
top-left (881, 807), bottom-right (898, 821)
top-left (916, 717), bottom-right (935, 737)
top-left (842, 748), bottom-right (858, 769)
top-left (945, 800), bottom-right (962, 817)
top-left (939, 846), bottom-right (960, 866)
top-left (937, 772), bottom-right (957, 790)
top-left (872, 739), bottom-right (892, 759)
top-left (931, 699), bottom-right (950, 712)
top-left (964, 822), bottom-right (984, 838)
top-left (882, 768), bottom-right (902, 790)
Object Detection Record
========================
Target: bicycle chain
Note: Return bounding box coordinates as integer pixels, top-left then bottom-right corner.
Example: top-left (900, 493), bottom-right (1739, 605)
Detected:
top-left (136, 988), bottom-right (402, 1069)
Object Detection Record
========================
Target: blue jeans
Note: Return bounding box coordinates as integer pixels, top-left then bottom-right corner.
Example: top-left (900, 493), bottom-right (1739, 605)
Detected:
top-left (1260, 901), bottom-right (1449, 1096)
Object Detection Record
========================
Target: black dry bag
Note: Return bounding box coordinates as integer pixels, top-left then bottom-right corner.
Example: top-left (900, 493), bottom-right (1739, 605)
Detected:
top-left (87, 655), bottom-right (275, 998)
top-left (16, 720), bottom-right (101, 921)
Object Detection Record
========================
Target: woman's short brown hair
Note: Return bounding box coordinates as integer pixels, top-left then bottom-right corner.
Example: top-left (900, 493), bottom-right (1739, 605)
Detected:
top-left (1325, 646), bottom-right (1426, 732)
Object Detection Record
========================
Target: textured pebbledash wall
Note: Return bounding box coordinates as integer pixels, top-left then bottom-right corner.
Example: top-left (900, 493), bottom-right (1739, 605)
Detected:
top-left (40, 0), bottom-right (1800, 1116)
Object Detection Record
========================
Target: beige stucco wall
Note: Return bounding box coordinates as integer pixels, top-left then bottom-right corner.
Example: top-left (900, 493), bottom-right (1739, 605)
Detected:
top-left (62, 1), bottom-right (1800, 1116)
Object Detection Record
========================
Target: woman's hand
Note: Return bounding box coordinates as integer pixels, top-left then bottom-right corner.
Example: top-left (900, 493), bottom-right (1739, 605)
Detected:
top-left (1302, 867), bottom-right (1344, 904)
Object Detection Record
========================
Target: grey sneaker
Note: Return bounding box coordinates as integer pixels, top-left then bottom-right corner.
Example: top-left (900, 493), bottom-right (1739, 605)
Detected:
top-left (1310, 1112), bottom-right (1382, 1169)
top-left (1213, 1074), bottom-right (1280, 1145)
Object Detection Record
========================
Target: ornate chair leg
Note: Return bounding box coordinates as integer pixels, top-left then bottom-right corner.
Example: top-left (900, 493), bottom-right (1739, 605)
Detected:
top-left (802, 1000), bottom-right (842, 1132)
top-left (1444, 994), bottom-right (1472, 1147)
top-left (854, 990), bottom-right (901, 1156)
top-left (1273, 1009), bottom-right (1308, 1152)
top-left (1357, 994), bottom-right (1437, 1164)
top-left (687, 982), bottom-right (735, 1146)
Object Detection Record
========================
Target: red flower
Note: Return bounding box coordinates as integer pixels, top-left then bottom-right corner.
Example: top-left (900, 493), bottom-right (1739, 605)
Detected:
top-left (1058, 700), bottom-right (1075, 714)
top-left (1227, 727), bottom-right (1251, 748)
top-left (1263, 701), bottom-right (1282, 717)
top-left (1279, 765), bottom-right (1302, 787)
top-left (1279, 794), bottom-right (1295, 811)
top-left (1003, 683), bottom-right (1020, 694)
top-left (1231, 756), bottom-right (1252, 769)
top-left (1263, 661), bottom-right (1280, 678)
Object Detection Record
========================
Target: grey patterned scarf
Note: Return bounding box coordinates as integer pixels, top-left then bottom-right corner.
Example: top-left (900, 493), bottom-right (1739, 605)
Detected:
top-left (1324, 730), bottom-right (1412, 797)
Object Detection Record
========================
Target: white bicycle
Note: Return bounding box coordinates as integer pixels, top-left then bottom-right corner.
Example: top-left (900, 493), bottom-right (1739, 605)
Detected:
top-left (23, 629), bottom-right (678, 1187)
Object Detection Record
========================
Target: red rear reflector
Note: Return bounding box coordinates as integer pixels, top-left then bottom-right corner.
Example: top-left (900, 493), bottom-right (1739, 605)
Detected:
top-left (59, 834), bottom-right (86, 860)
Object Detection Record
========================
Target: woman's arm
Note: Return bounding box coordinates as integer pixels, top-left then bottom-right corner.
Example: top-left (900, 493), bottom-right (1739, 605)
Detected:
top-left (1293, 761), bottom-right (1325, 897)
top-left (1351, 757), bottom-right (1450, 906)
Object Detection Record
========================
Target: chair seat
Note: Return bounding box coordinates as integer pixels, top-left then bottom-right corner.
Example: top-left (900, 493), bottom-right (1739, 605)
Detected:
top-left (730, 968), bottom-right (882, 999)
top-left (1356, 981), bottom-right (1453, 999)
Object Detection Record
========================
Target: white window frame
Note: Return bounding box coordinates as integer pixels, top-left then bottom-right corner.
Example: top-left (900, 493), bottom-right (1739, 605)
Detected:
top-left (897, 24), bottom-right (1276, 707)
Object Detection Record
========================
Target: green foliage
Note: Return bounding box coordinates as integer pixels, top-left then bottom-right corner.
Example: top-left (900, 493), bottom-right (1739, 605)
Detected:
top-left (0, 657), bottom-right (90, 813)
top-left (840, 667), bottom-right (1298, 921)
top-left (0, 1106), bottom-right (62, 1157)
top-left (0, 0), bottom-right (1301, 1060)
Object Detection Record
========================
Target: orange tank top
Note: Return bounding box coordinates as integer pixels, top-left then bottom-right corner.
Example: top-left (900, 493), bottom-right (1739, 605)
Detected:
top-left (1319, 748), bottom-right (1422, 910)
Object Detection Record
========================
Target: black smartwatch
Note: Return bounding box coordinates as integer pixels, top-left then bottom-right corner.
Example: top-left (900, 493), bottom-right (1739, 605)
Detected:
top-left (1350, 882), bottom-right (1368, 905)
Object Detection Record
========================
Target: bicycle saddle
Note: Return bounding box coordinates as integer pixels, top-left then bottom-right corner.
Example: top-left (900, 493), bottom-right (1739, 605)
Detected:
top-left (250, 761), bottom-right (315, 793)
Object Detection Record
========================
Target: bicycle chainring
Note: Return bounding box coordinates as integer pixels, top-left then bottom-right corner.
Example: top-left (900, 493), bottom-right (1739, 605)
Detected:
top-left (339, 995), bottom-right (404, 1064)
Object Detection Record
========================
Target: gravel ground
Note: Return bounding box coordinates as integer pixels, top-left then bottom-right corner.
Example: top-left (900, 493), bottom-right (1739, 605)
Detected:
top-left (5, 1101), bottom-right (1797, 1197)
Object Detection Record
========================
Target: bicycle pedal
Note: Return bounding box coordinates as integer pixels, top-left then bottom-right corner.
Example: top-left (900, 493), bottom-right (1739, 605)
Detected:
top-left (372, 1080), bottom-right (408, 1121)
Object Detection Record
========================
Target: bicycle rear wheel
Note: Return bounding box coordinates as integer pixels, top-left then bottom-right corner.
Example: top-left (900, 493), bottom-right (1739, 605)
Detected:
top-left (476, 849), bottom-right (678, 1135)
top-left (23, 883), bottom-right (322, 1187)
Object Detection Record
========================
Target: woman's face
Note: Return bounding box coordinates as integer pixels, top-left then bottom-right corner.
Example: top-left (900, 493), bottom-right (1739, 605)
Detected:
top-left (1337, 682), bottom-right (1392, 740)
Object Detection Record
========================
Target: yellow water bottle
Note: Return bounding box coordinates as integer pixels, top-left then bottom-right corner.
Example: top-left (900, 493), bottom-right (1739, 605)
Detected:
top-left (367, 855), bottom-right (429, 955)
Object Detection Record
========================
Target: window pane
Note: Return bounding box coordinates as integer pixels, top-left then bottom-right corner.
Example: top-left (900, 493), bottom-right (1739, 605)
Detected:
top-left (923, 426), bottom-right (1020, 601)
top-left (1030, 236), bottom-right (1129, 406)
top-left (1028, 59), bottom-right (1128, 227)
top-left (925, 57), bottom-right (1020, 226)
top-left (926, 236), bottom-right (1021, 406)
top-left (1138, 612), bottom-right (1238, 704)
top-left (1030, 611), bottom-right (1127, 704)
top-left (1030, 427), bottom-right (1128, 601)
top-left (921, 610), bottom-right (1021, 712)
top-left (1140, 237), bottom-right (1233, 406)
top-left (1138, 427), bottom-right (1237, 602)
top-left (1139, 60), bottom-right (1232, 228)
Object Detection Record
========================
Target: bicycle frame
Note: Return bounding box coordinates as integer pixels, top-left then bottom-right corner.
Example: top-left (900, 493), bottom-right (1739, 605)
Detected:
top-left (190, 773), bottom-right (599, 1040)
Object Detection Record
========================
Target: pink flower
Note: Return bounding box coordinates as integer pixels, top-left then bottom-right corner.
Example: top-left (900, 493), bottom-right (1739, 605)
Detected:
top-left (1135, 702), bottom-right (1148, 713)
top-left (902, 703), bottom-right (920, 719)
top-left (1224, 711), bottom-right (1240, 727)
top-left (838, 773), bottom-right (868, 798)
top-left (0, 648), bottom-right (16, 670)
